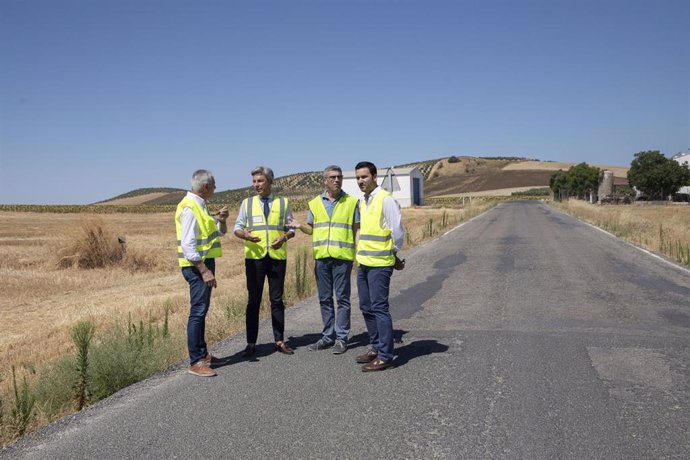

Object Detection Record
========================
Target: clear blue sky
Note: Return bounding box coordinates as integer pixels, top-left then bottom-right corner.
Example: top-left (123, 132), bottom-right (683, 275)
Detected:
top-left (1, 0), bottom-right (688, 204)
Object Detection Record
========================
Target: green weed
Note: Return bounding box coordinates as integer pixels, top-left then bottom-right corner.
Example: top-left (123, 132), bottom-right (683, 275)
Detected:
top-left (10, 367), bottom-right (35, 437)
top-left (71, 321), bottom-right (96, 410)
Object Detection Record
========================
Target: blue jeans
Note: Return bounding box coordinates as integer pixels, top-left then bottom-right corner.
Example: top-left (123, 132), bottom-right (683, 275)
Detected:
top-left (182, 258), bottom-right (215, 365)
top-left (357, 264), bottom-right (394, 362)
top-left (315, 258), bottom-right (353, 343)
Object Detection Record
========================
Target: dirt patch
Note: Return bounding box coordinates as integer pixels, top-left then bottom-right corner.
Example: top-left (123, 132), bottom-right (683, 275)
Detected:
top-left (425, 170), bottom-right (555, 196)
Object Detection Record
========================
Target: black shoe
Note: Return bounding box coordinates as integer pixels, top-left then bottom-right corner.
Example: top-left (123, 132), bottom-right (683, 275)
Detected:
top-left (242, 344), bottom-right (256, 357)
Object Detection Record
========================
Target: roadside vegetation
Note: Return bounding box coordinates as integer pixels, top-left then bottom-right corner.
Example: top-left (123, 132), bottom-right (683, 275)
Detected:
top-left (548, 150), bottom-right (690, 268)
top-left (551, 200), bottom-right (690, 267)
top-left (0, 200), bottom-right (497, 446)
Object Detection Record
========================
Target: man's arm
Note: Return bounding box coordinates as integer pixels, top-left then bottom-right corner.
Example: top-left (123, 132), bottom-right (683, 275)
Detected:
top-left (213, 206), bottom-right (229, 235)
top-left (233, 201), bottom-right (261, 242)
top-left (382, 196), bottom-right (404, 253)
top-left (352, 203), bottom-right (361, 240)
top-left (180, 208), bottom-right (216, 286)
top-left (287, 209), bottom-right (314, 235)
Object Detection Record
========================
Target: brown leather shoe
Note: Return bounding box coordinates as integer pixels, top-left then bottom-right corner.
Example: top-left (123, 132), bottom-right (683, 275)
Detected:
top-left (361, 358), bottom-right (393, 372)
top-left (202, 353), bottom-right (225, 367)
top-left (275, 342), bottom-right (294, 355)
top-left (188, 362), bottom-right (217, 377)
top-left (355, 350), bottom-right (378, 364)
top-left (242, 344), bottom-right (256, 357)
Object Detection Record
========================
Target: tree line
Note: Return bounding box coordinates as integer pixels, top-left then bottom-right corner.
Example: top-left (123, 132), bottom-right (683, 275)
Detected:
top-left (549, 150), bottom-right (690, 201)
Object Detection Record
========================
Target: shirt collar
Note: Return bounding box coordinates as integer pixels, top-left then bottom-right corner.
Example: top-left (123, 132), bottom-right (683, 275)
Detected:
top-left (363, 186), bottom-right (380, 201)
top-left (187, 191), bottom-right (206, 206)
top-left (321, 191), bottom-right (343, 201)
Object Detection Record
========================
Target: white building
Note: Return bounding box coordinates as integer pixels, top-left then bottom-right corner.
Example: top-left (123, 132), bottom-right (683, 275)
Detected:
top-left (342, 166), bottom-right (424, 208)
top-left (673, 151), bottom-right (690, 195)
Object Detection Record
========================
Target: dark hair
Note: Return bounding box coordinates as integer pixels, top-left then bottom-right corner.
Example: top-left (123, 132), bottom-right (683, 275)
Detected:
top-left (355, 161), bottom-right (377, 176)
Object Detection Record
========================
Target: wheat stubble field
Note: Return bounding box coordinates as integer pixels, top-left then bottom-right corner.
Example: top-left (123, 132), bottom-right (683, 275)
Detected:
top-left (0, 204), bottom-right (489, 436)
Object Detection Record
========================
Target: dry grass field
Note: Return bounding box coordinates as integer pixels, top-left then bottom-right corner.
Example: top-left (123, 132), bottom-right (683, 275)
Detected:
top-left (0, 201), bottom-right (495, 444)
top-left (552, 200), bottom-right (690, 266)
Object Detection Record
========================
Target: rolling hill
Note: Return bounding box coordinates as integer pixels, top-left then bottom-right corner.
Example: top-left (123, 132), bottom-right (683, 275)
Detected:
top-left (97, 157), bottom-right (629, 205)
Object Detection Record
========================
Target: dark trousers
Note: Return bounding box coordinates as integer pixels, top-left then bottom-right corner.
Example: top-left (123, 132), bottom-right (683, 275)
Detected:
top-left (357, 264), bottom-right (394, 362)
top-left (245, 255), bottom-right (287, 343)
top-left (182, 258), bottom-right (215, 365)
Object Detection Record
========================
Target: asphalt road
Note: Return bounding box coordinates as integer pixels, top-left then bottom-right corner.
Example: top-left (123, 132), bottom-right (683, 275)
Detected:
top-left (4, 201), bottom-right (690, 459)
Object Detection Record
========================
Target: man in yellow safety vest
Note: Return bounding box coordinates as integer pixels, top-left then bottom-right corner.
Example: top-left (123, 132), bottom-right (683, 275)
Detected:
top-left (353, 161), bottom-right (405, 372)
top-left (233, 166), bottom-right (295, 357)
top-left (288, 165), bottom-right (360, 355)
top-left (175, 169), bottom-right (229, 377)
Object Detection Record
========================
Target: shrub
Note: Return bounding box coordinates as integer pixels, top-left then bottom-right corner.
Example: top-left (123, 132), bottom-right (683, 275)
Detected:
top-left (88, 320), bottom-right (180, 401)
top-left (56, 218), bottom-right (124, 269)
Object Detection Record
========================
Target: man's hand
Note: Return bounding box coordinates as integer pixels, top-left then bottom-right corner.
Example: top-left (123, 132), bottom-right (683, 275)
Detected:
top-left (201, 269), bottom-right (217, 288)
top-left (286, 220), bottom-right (301, 230)
top-left (394, 255), bottom-right (406, 271)
top-left (215, 206), bottom-right (229, 222)
top-left (243, 230), bottom-right (261, 243)
top-left (195, 261), bottom-right (217, 288)
top-left (270, 234), bottom-right (288, 250)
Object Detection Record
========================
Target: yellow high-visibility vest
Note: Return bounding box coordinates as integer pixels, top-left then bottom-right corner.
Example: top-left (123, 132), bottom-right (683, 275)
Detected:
top-left (356, 190), bottom-right (395, 267)
top-left (242, 195), bottom-right (289, 260)
top-left (175, 196), bottom-right (222, 267)
top-left (308, 193), bottom-right (357, 261)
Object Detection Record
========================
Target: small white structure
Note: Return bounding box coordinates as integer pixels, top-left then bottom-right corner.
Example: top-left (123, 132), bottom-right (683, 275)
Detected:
top-left (342, 166), bottom-right (424, 208)
top-left (673, 151), bottom-right (690, 195)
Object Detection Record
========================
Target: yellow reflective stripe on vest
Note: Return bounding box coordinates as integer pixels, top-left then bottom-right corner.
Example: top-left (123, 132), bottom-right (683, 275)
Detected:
top-left (356, 190), bottom-right (394, 267)
top-left (308, 194), bottom-right (357, 261)
top-left (175, 196), bottom-right (222, 267)
top-left (243, 195), bottom-right (289, 260)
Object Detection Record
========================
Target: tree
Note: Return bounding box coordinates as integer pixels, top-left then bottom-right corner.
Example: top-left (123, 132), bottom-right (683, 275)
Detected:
top-left (549, 169), bottom-right (568, 200)
top-left (566, 163), bottom-right (601, 200)
top-left (627, 151), bottom-right (690, 200)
